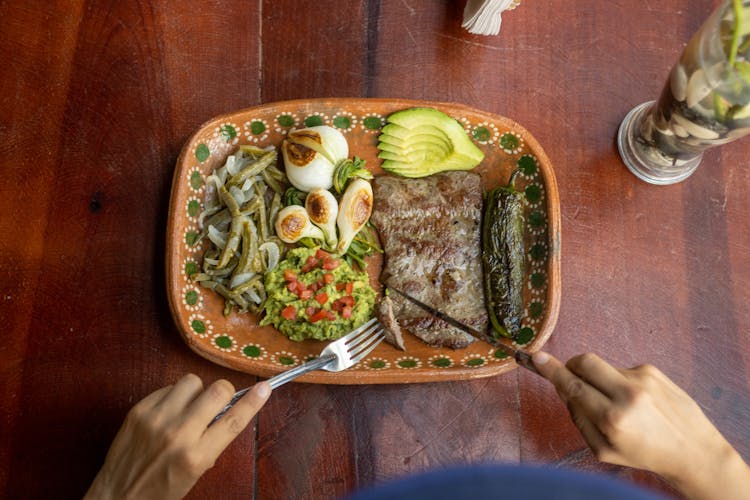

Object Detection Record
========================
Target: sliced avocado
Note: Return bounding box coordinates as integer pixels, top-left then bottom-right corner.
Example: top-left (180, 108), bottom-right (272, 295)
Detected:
top-left (377, 107), bottom-right (484, 177)
top-left (376, 141), bottom-right (402, 155)
top-left (388, 108), bottom-right (484, 163)
top-left (387, 107), bottom-right (461, 129)
top-left (381, 161), bottom-right (446, 178)
top-left (381, 123), bottom-right (454, 143)
top-left (382, 153), bottom-right (481, 178)
top-left (378, 149), bottom-right (445, 163)
top-left (377, 133), bottom-right (404, 147)
top-left (377, 138), bottom-right (451, 156)
top-left (380, 159), bottom-right (432, 178)
top-left (378, 133), bottom-right (452, 151)
top-left (380, 123), bottom-right (409, 139)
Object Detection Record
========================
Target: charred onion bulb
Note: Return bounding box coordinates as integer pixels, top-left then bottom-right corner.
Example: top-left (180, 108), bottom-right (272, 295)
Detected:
top-left (281, 126), bottom-right (348, 192)
top-left (336, 178), bottom-right (373, 254)
top-left (305, 188), bottom-right (339, 249)
top-left (275, 205), bottom-right (325, 244)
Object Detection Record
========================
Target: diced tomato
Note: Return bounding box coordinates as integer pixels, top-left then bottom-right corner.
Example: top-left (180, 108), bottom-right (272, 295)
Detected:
top-left (341, 305), bottom-right (353, 319)
top-left (323, 273), bottom-right (335, 284)
top-left (339, 295), bottom-right (355, 307)
top-left (301, 256), bottom-right (319, 273)
top-left (283, 269), bottom-right (298, 282)
top-left (335, 283), bottom-right (345, 292)
top-left (299, 289), bottom-right (313, 300)
top-left (345, 282), bottom-right (353, 294)
top-left (309, 307), bottom-right (336, 322)
top-left (314, 292), bottom-right (328, 306)
top-left (331, 296), bottom-right (354, 312)
top-left (305, 306), bottom-right (317, 317)
top-left (309, 309), bottom-right (329, 322)
top-left (322, 257), bottom-right (340, 270)
top-left (288, 280), bottom-right (310, 297)
top-left (315, 248), bottom-right (330, 260)
top-left (281, 305), bottom-right (297, 320)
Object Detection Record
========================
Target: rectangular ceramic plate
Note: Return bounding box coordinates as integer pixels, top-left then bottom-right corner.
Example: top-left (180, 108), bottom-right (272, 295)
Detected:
top-left (166, 98), bottom-right (560, 384)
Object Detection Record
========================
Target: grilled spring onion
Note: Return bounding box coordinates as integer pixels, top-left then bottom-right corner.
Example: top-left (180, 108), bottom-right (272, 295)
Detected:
top-left (343, 222), bottom-right (381, 272)
top-left (283, 186), bottom-right (307, 206)
top-left (482, 172), bottom-right (525, 339)
top-left (335, 178), bottom-right (373, 255)
top-left (281, 126), bottom-right (348, 191)
top-left (293, 223), bottom-right (381, 273)
top-left (281, 165), bottom-right (379, 270)
top-left (305, 188), bottom-right (339, 248)
top-left (274, 205), bottom-right (325, 244)
top-left (332, 156), bottom-right (373, 194)
top-left (192, 146), bottom-right (286, 316)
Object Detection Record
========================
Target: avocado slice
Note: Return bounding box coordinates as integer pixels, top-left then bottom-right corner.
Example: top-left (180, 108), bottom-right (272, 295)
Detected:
top-left (381, 154), bottom-right (479, 177)
top-left (377, 107), bottom-right (484, 177)
top-left (377, 138), bottom-right (451, 156)
top-left (378, 133), bottom-right (452, 151)
top-left (381, 123), bottom-right (453, 143)
top-left (378, 149), bottom-right (446, 163)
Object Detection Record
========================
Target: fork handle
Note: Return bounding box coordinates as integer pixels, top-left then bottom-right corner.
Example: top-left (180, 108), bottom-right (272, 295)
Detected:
top-left (267, 353), bottom-right (336, 389)
top-left (208, 353), bottom-right (336, 427)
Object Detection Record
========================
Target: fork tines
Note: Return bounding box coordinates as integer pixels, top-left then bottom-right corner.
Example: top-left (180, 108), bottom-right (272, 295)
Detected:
top-left (346, 320), bottom-right (384, 362)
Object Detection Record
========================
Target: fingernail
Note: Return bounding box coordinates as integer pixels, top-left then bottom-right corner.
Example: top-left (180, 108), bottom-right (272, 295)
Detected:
top-left (533, 351), bottom-right (550, 365)
top-left (256, 381), bottom-right (271, 398)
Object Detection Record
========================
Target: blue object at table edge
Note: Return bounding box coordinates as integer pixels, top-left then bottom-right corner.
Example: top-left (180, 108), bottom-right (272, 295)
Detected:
top-left (345, 463), bottom-right (666, 500)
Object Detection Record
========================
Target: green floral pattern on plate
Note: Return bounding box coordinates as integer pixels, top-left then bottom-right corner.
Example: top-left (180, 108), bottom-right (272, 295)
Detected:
top-left (170, 100), bottom-right (557, 382)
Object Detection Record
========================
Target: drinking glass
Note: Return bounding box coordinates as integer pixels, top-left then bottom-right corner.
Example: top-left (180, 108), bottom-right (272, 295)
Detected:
top-left (618, 0), bottom-right (750, 184)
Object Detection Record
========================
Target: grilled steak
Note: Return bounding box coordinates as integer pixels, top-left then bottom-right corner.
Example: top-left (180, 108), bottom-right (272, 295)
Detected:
top-left (376, 295), bottom-right (406, 350)
top-left (371, 171), bottom-right (488, 349)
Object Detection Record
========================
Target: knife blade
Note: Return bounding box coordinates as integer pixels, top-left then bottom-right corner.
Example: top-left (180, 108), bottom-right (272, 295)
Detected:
top-left (386, 286), bottom-right (539, 375)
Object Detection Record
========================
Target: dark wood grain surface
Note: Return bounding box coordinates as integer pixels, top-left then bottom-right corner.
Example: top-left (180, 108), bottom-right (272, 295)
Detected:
top-left (2, 1), bottom-right (748, 499)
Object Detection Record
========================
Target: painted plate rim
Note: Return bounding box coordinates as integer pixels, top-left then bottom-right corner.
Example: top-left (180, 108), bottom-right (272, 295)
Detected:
top-left (166, 97), bottom-right (561, 384)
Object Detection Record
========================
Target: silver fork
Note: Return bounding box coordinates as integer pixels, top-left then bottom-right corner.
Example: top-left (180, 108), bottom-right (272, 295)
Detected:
top-left (209, 318), bottom-right (384, 426)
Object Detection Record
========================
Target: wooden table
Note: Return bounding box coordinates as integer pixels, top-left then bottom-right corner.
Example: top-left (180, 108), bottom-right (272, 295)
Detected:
top-left (2, 1), bottom-right (749, 498)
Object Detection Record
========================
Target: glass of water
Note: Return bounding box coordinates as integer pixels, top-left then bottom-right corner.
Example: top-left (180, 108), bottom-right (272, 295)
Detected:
top-left (618, 0), bottom-right (750, 184)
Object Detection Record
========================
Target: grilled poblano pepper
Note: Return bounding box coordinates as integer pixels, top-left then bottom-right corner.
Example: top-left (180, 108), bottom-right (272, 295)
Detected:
top-left (482, 179), bottom-right (525, 339)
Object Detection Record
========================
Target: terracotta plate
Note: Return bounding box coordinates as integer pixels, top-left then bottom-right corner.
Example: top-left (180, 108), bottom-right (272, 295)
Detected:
top-left (166, 98), bottom-right (560, 384)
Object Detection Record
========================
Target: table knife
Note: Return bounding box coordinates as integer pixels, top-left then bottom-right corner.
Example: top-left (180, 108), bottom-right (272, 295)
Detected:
top-left (386, 286), bottom-right (540, 375)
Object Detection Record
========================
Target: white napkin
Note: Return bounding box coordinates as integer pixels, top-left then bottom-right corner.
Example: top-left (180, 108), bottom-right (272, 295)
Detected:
top-left (462, 0), bottom-right (520, 36)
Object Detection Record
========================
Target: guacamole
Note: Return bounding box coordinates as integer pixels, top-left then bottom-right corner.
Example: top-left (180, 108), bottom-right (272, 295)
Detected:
top-left (260, 247), bottom-right (375, 341)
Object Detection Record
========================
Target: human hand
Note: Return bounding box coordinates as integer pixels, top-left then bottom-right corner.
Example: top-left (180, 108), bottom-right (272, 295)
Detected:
top-left (532, 351), bottom-right (750, 500)
top-left (84, 374), bottom-right (271, 500)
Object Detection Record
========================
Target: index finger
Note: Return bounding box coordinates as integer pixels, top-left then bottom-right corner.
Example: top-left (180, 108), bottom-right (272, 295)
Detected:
top-left (532, 352), bottom-right (605, 406)
top-left (532, 352), bottom-right (614, 454)
top-left (566, 353), bottom-right (629, 400)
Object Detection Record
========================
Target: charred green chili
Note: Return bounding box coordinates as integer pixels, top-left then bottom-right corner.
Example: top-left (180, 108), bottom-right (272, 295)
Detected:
top-left (482, 171), bottom-right (525, 339)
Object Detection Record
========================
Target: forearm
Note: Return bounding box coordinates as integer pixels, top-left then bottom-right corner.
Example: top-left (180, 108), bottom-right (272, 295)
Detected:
top-left (532, 352), bottom-right (750, 500)
top-left (665, 443), bottom-right (750, 500)
top-left (83, 473), bottom-right (110, 500)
